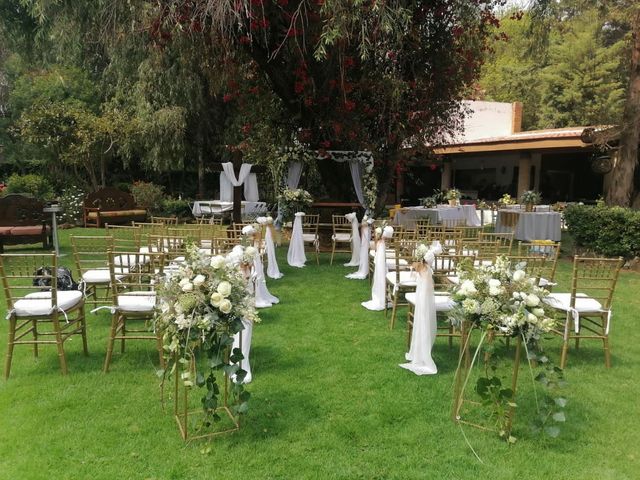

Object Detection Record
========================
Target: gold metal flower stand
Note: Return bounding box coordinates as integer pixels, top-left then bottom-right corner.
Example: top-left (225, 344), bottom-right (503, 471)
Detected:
top-left (172, 350), bottom-right (241, 442)
top-left (452, 322), bottom-right (523, 437)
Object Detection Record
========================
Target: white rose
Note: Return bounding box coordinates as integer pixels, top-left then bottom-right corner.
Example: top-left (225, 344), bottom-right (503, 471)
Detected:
top-left (181, 282), bottom-right (193, 292)
top-left (210, 255), bottom-right (225, 269)
top-left (459, 280), bottom-right (477, 296)
top-left (245, 246), bottom-right (257, 257)
top-left (178, 277), bottom-right (190, 287)
top-left (489, 285), bottom-right (501, 296)
top-left (382, 226), bottom-right (394, 239)
top-left (512, 292), bottom-right (521, 299)
top-left (210, 292), bottom-right (223, 306)
top-left (219, 299), bottom-right (232, 314)
top-left (217, 281), bottom-right (232, 297)
top-left (242, 225), bottom-right (256, 236)
top-left (265, 216), bottom-right (273, 224)
top-left (533, 308), bottom-right (545, 317)
top-left (525, 294), bottom-right (540, 307)
top-left (192, 274), bottom-right (206, 286)
top-left (512, 269), bottom-right (526, 282)
top-left (256, 216), bottom-right (267, 225)
top-left (527, 313), bottom-right (538, 324)
top-left (488, 278), bottom-right (501, 288)
top-left (375, 227), bottom-right (382, 236)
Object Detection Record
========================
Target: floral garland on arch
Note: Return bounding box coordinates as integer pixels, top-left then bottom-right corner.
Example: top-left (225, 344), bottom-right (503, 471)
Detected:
top-left (154, 244), bottom-right (259, 422)
top-left (448, 256), bottom-right (568, 442)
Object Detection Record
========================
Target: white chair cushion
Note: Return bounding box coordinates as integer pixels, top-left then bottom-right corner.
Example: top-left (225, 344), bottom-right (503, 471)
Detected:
top-left (302, 233), bottom-right (318, 243)
top-left (82, 269), bottom-right (126, 283)
top-left (544, 293), bottom-right (604, 313)
top-left (117, 291), bottom-right (157, 313)
top-left (114, 254), bottom-right (150, 267)
top-left (404, 292), bottom-right (455, 312)
top-left (474, 259), bottom-right (494, 267)
top-left (13, 290), bottom-right (83, 317)
top-left (386, 270), bottom-right (418, 287)
top-left (332, 233), bottom-right (351, 242)
top-left (386, 259), bottom-right (408, 270)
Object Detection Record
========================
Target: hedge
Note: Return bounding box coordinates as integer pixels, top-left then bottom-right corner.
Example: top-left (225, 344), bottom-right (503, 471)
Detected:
top-left (564, 204), bottom-right (640, 259)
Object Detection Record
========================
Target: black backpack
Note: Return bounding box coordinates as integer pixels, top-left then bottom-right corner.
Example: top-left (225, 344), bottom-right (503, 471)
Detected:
top-left (33, 266), bottom-right (79, 291)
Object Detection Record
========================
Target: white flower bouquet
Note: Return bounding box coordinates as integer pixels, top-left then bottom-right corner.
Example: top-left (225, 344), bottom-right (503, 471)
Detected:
top-left (278, 188), bottom-right (313, 222)
top-left (448, 256), bottom-right (555, 341)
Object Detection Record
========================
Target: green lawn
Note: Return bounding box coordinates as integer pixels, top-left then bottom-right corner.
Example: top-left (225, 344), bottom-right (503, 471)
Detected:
top-left (0, 228), bottom-right (638, 479)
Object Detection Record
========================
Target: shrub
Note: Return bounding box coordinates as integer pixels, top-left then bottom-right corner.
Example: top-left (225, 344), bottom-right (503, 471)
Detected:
top-left (160, 198), bottom-right (192, 218)
top-left (4, 173), bottom-right (54, 199)
top-left (130, 181), bottom-right (165, 214)
top-left (59, 185), bottom-right (85, 225)
top-left (564, 204), bottom-right (640, 259)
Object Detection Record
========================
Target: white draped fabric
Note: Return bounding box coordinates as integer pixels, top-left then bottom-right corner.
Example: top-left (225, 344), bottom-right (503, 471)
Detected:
top-left (287, 213), bottom-right (306, 267)
top-left (220, 163), bottom-right (253, 202)
top-left (253, 246), bottom-right (279, 308)
top-left (232, 318), bottom-right (253, 383)
top-left (244, 173), bottom-right (260, 202)
top-left (346, 222), bottom-right (371, 280)
top-left (287, 162), bottom-right (303, 189)
top-left (265, 226), bottom-right (283, 279)
top-left (348, 160), bottom-right (366, 208)
top-left (343, 212), bottom-right (360, 267)
top-left (399, 242), bottom-right (443, 375)
top-left (362, 226), bottom-right (393, 311)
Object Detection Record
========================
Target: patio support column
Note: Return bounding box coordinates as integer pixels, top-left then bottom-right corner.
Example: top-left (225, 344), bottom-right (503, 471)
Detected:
top-left (517, 153), bottom-right (532, 197)
top-left (441, 161), bottom-right (452, 190)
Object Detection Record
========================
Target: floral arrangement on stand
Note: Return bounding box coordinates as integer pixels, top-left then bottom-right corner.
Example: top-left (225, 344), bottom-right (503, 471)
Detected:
top-left (421, 189), bottom-right (443, 208)
top-left (448, 256), bottom-right (567, 442)
top-left (278, 187), bottom-right (313, 223)
top-left (154, 244), bottom-right (259, 426)
top-left (445, 188), bottom-right (461, 206)
top-left (499, 193), bottom-right (516, 206)
top-left (59, 185), bottom-right (85, 226)
top-left (521, 190), bottom-right (542, 211)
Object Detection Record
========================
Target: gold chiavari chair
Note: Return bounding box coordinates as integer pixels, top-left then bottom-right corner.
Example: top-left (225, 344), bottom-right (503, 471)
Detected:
top-left (431, 226), bottom-right (464, 254)
top-left (302, 214), bottom-right (320, 265)
top-left (150, 215), bottom-right (178, 225)
top-left (103, 251), bottom-right (165, 372)
top-left (506, 255), bottom-right (547, 285)
top-left (331, 215), bottom-right (353, 265)
top-left (105, 224), bottom-right (143, 252)
top-left (479, 231), bottom-right (514, 256)
top-left (457, 226), bottom-right (483, 244)
top-left (405, 253), bottom-right (475, 349)
top-left (71, 235), bottom-right (117, 307)
top-left (518, 241), bottom-right (561, 289)
top-left (227, 222), bottom-right (248, 240)
top-left (132, 221), bottom-right (166, 237)
top-left (461, 239), bottom-right (499, 266)
top-left (386, 237), bottom-right (417, 329)
top-left (544, 256), bottom-right (624, 368)
top-left (1, 253), bottom-right (87, 377)
top-left (196, 216), bottom-right (223, 225)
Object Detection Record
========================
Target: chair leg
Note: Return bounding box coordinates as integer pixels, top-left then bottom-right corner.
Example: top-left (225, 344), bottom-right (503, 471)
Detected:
top-left (79, 308), bottom-right (89, 356)
top-left (103, 313), bottom-right (119, 373)
top-left (330, 242), bottom-right (335, 266)
top-left (389, 290), bottom-right (399, 329)
top-left (575, 338), bottom-right (580, 350)
top-left (4, 317), bottom-right (16, 379)
top-left (603, 336), bottom-right (611, 368)
top-left (120, 318), bottom-right (126, 353)
top-left (560, 340), bottom-right (569, 369)
top-left (52, 316), bottom-right (68, 375)
top-left (32, 319), bottom-right (39, 358)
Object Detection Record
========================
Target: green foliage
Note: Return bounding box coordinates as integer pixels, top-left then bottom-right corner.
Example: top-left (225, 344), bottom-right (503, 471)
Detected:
top-left (130, 181), bottom-right (165, 213)
top-left (480, 7), bottom-right (628, 129)
top-left (160, 197), bottom-right (192, 218)
top-left (4, 173), bottom-right (53, 199)
top-left (529, 351), bottom-right (568, 439)
top-left (564, 204), bottom-right (640, 258)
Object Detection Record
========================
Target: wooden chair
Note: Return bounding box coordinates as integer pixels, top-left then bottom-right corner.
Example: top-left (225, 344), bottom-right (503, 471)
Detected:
top-left (106, 224), bottom-right (143, 252)
top-left (544, 256), bottom-right (624, 368)
top-left (331, 215), bottom-right (353, 265)
top-left (302, 214), bottom-right (320, 265)
top-left (505, 255), bottom-right (547, 286)
top-left (518, 241), bottom-right (561, 289)
top-left (386, 237), bottom-right (417, 329)
top-left (103, 251), bottom-right (165, 372)
top-left (1, 253), bottom-right (87, 378)
top-left (196, 216), bottom-right (223, 226)
top-left (479, 231), bottom-right (514, 256)
top-left (461, 239), bottom-right (499, 266)
top-left (71, 235), bottom-right (117, 308)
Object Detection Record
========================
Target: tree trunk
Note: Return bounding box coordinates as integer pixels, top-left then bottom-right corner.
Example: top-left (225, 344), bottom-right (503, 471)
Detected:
top-left (607, 12), bottom-right (640, 207)
top-left (100, 157), bottom-right (107, 188)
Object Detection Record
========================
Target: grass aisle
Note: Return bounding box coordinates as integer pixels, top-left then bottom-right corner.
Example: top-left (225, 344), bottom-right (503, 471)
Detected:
top-left (0, 231), bottom-right (639, 479)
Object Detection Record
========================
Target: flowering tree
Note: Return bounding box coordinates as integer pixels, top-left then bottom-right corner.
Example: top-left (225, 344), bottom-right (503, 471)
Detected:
top-left (149, 0), bottom-right (505, 207)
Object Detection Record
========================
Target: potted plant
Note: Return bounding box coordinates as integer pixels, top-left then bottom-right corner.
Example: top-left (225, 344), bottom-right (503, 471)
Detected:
top-left (520, 190), bottom-right (542, 212)
top-left (499, 193), bottom-right (516, 207)
top-left (445, 188), bottom-right (461, 206)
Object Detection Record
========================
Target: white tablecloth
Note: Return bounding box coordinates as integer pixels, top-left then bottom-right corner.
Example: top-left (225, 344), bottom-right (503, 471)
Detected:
top-left (192, 200), bottom-right (266, 217)
top-left (394, 205), bottom-right (480, 228)
top-left (495, 210), bottom-right (561, 241)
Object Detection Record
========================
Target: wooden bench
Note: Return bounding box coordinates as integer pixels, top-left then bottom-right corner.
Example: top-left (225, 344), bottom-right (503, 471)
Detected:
top-left (0, 194), bottom-right (52, 253)
top-left (83, 187), bottom-right (148, 228)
